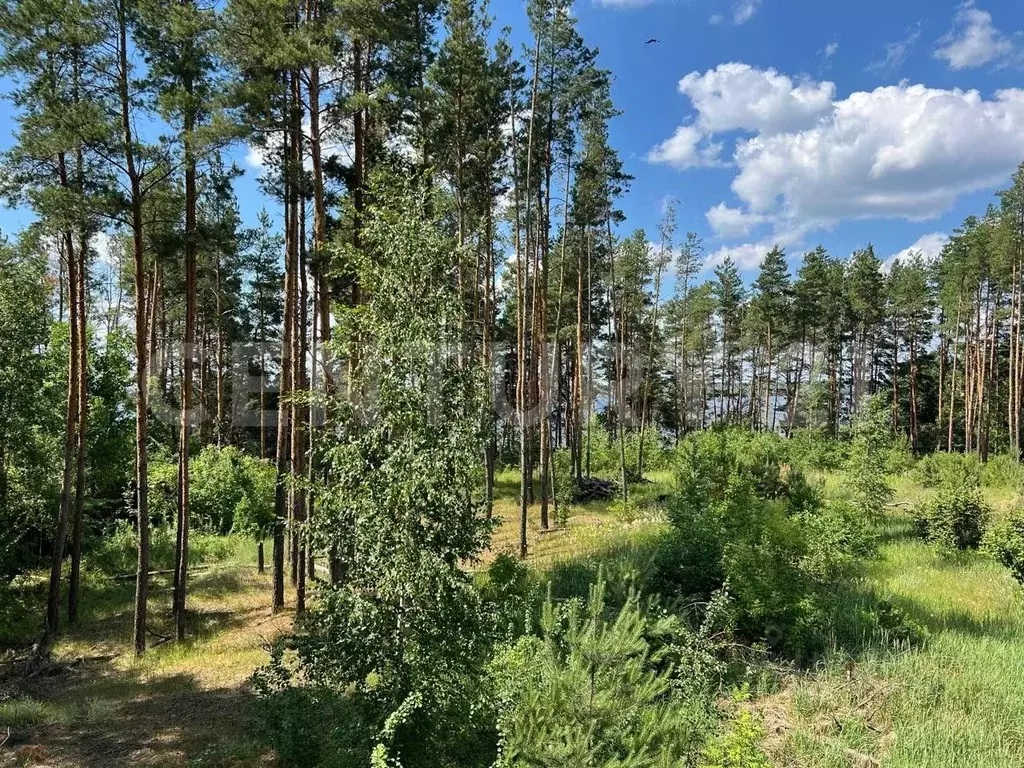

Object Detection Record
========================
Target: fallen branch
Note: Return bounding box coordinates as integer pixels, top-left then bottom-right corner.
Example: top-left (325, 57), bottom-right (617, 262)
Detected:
top-left (113, 564), bottom-right (214, 582)
top-left (112, 563), bottom-right (264, 582)
top-left (69, 654), bottom-right (116, 666)
top-left (146, 626), bottom-right (172, 641)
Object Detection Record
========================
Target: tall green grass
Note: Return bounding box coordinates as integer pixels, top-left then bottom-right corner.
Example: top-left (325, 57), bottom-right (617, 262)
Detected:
top-left (776, 509), bottom-right (1024, 767)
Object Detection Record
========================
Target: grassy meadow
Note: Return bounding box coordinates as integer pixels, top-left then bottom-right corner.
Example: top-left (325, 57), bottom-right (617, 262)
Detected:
top-left (3, 456), bottom-right (1024, 767)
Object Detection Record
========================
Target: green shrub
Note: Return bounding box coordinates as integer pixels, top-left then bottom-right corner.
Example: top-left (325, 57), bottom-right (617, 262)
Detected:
top-left (659, 430), bottom-right (876, 659)
top-left (481, 553), bottom-right (537, 641)
top-left (230, 455), bottom-right (277, 541)
top-left (670, 429), bottom-right (795, 515)
top-left (787, 428), bottom-right (847, 472)
top-left (654, 521), bottom-right (726, 603)
top-left (699, 705), bottom-right (770, 768)
top-left (841, 395), bottom-right (894, 518)
top-left (984, 511), bottom-right (1024, 585)
top-left (660, 429), bottom-right (873, 658)
top-left (867, 600), bottom-right (930, 648)
top-left (718, 500), bottom-right (815, 648)
top-left (913, 480), bottom-right (990, 551)
top-left (980, 453), bottom-right (1024, 489)
top-left (147, 446), bottom-right (276, 536)
top-left (253, 678), bottom-right (372, 768)
top-left (799, 499), bottom-right (875, 584)
top-left (608, 497), bottom-right (644, 524)
top-left (885, 433), bottom-right (915, 475)
top-left (912, 452), bottom-right (981, 489)
top-left (579, 418), bottom-right (670, 480)
top-left (912, 451), bottom-right (1022, 490)
top-left (147, 456), bottom-right (179, 527)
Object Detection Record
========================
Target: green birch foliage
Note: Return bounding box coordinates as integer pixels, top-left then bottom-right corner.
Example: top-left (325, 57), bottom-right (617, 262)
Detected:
top-left (0, 234), bottom-right (55, 581)
top-left (258, 171), bottom-right (493, 768)
top-left (841, 393), bottom-right (894, 518)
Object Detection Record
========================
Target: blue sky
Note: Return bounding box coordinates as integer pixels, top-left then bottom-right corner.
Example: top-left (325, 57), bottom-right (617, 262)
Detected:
top-left (2, 0), bottom-right (1023, 280)
top-left (491, 0), bottom-right (1024, 275)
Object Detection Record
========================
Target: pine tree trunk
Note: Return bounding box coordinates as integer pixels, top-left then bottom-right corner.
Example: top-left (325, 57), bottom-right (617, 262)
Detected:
top-left (516, 37), bottom-right (541, 557)
top-left (45, 220), bottom-right (79, 642)
top-left (173, 85), bottom-right (197, 643)
top-left (948, 297), bottom-right (962, 451)
top-left (909, 337), bottom-right (920, 453)
top-left (291, 75), bottom-right (307, 616)
top-left (763, 326), bottom-right (773, 431)
top-left (483, 208), bottom-right (496, 518)
top-left (215, 255), bottom-right (225, 446)
top-left (607, 207), bottom-right (627, 502)
top-left (573, 226), bottom-right (585, 483)
top-left (272, 82), bottom-right (295, 612)
top-left (585, 231), bottom-right (594, 477)
top-left (68, 223), bottom-right (88, 625)
top-left (637, 247), bottom-right (665, 477)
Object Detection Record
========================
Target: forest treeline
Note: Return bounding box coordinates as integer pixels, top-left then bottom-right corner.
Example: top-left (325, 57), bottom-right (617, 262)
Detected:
top-left (3, 0), bottom-right (1024, 762)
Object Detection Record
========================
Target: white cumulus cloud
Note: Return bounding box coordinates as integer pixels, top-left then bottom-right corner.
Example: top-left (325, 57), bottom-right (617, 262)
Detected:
top-left (704, 223), bottom-right (811, 271)
top-left (935, 2), bottom-right (1017, 70)
top-left (706, 203), bottom-right (771, 239)
top-left (646, 125), bottom-right (723, 169)
top-left (679, 63), bottom-right (835, 135)
top-left (730, 85), bottom-right (1024, 222)
top-left (651, 63), bottom-right (1024, 264)
top-left (883, 232), bottom-right (950, 272)
top-left (705, 236), bottom-right (797, 271)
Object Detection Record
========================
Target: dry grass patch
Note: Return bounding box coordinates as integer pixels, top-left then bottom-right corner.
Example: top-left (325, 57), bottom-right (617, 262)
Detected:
top-left (2, 567), bottom-right (285, 767)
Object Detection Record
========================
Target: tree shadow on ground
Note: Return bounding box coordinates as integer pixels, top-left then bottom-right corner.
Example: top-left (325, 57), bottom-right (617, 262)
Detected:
top-left (1, 567), bottom-right (278, 767)
top-left (5, 664), bottom-right (265, 767)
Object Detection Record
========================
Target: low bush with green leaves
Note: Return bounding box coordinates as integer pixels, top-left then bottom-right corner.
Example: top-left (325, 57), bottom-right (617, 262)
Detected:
top-left (148, 445), bottom-right (276, 535)
top-left (979, 453), bottom-right (1024, 489)
top-left (658, 428), bottom-right (875, 658)
top-left (912, 451), bottom-right (1023, 491)
top-left (912, 479), bottom-right (990, 551)
top-left (911, 452), bottom-right (981, 489)
top-left (984, 510), bottom-right (1024, 585)
top-left (840, 394), bottom-right (895, 518)
top-left (480, 553), bottom-right (538, 641)
top-left (885, 433), bottom-right (915, 475)
top-left (699, 705), bottom-right (770, 768)
top-left (787, 427), bottom-right (848, 472)
top-left (798, 498), bottom-right (875, 583)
